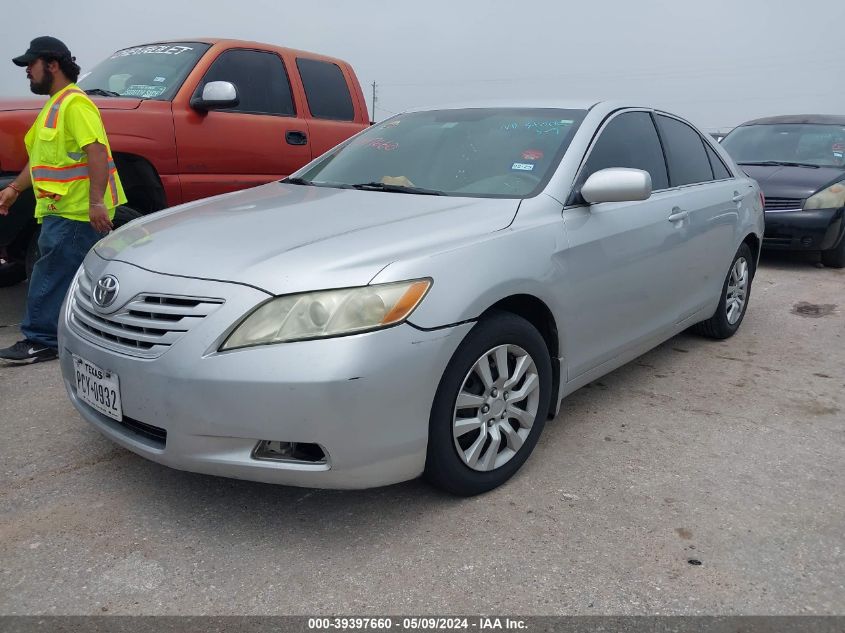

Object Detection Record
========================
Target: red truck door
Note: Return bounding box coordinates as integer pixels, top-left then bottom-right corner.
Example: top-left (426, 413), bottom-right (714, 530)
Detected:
top-left (292, 57), bottom-right (368, 157)
top-left (172, 48), bottom-right (311, 201)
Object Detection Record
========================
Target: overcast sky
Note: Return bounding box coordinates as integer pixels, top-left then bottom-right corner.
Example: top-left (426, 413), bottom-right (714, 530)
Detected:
top-left (3, 0), bottom-right (843, 131)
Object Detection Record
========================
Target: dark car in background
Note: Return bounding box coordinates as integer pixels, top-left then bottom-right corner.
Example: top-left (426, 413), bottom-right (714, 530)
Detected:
top-left (721, 115), bottom-right (845, 267)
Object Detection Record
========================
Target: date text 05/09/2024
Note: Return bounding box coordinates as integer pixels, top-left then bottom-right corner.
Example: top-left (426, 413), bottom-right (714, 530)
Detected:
top-left (307, 617), bottom-right (528, 631)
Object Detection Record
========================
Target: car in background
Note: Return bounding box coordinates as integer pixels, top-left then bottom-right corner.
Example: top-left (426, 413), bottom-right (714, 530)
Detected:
top-left (721, 115), bottom-right (845, 267)
top-left (58, 101), bottom-right (763, 495)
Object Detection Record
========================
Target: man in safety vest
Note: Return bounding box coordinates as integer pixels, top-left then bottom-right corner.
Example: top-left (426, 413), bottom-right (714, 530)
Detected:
top-left (0, 37), bottom-right (126, 363)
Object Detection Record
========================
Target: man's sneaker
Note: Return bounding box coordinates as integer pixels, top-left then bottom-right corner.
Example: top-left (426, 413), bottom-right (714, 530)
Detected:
top-left (0, 339), bottom-right (58, 364)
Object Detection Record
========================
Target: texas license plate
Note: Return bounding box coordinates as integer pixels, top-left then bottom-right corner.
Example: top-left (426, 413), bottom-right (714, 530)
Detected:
top-left (72, 354), bottom-right (122, 421)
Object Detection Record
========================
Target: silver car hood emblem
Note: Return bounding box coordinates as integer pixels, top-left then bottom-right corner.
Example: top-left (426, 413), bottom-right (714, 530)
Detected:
top-left (93, 274), bottom-right (119, 308)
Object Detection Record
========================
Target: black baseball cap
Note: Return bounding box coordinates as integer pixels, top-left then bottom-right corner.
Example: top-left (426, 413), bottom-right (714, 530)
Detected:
top-left (12, 36), bottom-right (72, 66)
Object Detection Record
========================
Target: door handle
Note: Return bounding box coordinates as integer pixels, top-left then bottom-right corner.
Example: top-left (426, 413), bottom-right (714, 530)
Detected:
top-left (285, 130), bottom-right (308, 146)
top-left (668, 209), bottom-right (689, 222)
top-left (732, 192), bottom-right (744, 203)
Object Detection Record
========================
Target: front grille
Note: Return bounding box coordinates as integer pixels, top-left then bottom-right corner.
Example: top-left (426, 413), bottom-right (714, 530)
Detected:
top-left (765, 197), bottom-right (803, 212)
top-left (69, 268), bottom-right (224, 358)
top-left (116, 416), bottom-right (167, 448)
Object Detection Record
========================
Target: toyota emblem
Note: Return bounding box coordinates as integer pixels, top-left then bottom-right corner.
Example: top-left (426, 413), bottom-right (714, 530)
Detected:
top-left (93, 275), bottom-right (119, 308)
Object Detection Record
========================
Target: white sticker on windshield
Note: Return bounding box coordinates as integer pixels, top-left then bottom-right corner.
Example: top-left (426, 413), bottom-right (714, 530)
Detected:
top-left (153, 76), bottom-right (166, 82)
top-left (111, 45), bottom-right (194, 59)
top-left (122, 84), bottom-right (166, 98)
top-left (512, 162), bottom-right (535, 171)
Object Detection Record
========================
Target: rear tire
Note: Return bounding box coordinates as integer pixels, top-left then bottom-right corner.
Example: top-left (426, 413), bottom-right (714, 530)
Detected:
top-left (0, 259), bottom-right (26, 287)
top-left (424, 311), bottom-right (552, 496)
top-left (692, 243), bottom-right (754, 339)
top-left (821, 237), bottom-right (845, 269)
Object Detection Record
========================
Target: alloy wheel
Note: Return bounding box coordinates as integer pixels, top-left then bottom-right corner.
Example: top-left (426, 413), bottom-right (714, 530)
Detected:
top-left (726, 257), bottom-right (749, 325)
top-left (452, 344), bottom-right (540, 472)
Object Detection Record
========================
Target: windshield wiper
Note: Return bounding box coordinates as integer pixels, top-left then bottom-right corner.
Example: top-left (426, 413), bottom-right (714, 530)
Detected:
top-left (349, 182), bottom-right (445, 196)
top-left (738, 160), bottom-right (820, 169)
top-left (283, 177), bottom-right (314, 186)
top-left (84, 88), bottom-right (122, 97)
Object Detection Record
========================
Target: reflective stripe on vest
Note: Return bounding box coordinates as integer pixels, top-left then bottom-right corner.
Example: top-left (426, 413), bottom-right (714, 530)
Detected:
top-left (31, 159), bottom-right (118, 183)
top-left (44, 88), bottom-right (85, 129)
top-left (32, 160), bottom-right (120, 208)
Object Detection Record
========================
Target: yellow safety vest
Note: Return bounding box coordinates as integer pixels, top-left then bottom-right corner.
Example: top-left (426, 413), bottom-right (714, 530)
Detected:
top-left (25, 85), bottom-right (126, 223)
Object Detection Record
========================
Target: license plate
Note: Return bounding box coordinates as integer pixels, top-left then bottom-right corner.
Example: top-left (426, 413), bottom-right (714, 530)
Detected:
top-left (72, 354), bottom-right (122, 421)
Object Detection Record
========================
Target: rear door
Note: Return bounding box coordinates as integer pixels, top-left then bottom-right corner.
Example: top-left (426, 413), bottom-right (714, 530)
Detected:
top-left (172, 48), bottom-right (311, 201)
top-left (294, 57), bottom-right (365, 158)
top-left (654, 114), bottom-right (745, 317)
top-left (559, 110), bottom-right (692, 378)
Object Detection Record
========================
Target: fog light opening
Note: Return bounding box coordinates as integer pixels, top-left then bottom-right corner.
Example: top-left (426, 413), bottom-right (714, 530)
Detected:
top-left (252, 440), bottom-right (327, 464)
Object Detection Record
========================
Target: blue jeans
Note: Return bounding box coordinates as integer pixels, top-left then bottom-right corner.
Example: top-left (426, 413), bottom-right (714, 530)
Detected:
top-left (21, 216), bottom-right (105, 348)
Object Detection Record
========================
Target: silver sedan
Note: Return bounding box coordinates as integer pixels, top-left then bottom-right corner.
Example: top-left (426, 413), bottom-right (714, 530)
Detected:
top-left (58, 101), bottom-right (764, 495)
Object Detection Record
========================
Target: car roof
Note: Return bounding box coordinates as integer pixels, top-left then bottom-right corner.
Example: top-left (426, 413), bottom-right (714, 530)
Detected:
top-left (738, 114), bottom-right (845, 126)
top-left (400, 99), bottom-right (654, 114)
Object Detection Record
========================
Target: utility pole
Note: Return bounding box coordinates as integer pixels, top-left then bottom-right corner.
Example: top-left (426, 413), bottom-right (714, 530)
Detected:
top-left (371, 81), bottom-right (377, 124)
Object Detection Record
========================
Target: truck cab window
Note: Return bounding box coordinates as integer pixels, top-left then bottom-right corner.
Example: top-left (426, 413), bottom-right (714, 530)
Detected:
top-left (200, 49), bottom-right (295, 116)
top-left (296, 58), bottom-right (355, 121)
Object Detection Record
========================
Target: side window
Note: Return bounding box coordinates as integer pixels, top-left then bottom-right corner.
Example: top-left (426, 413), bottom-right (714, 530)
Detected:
top-left (296, 58), bottom-right (355, 121)
top-left (704, 142), bottom-right (732, 179)
top-left (199, 49), bottom-right (295, 116)
top-left (655, 115), bottom-right (714, 186)
top-left (581, 111), bottom-right (669, 191)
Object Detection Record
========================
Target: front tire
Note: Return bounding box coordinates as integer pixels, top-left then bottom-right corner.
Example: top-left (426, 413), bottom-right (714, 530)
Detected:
top-left (113, 205), bottom-right (143, 229)
top-left (425, 312), bottom-right (552, 496)
top-left (821, 237), bottom-right (845, 269)
top-left (692, 242), bottom-right (754, 339)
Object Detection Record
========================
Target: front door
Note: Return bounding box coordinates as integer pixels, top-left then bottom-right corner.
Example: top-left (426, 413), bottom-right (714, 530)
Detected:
top-left (556, 110), bottom-right (693, 378)
top-left (173, 48), bottom-right (311, 201)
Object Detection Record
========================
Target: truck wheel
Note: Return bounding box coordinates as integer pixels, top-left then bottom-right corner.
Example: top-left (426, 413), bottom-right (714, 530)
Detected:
top-left (821, 238), bottom-right (845, 269)
top-left (0, 258), bottom-right (27, 287)
top-left (113, 205), bottom-right (143, 228)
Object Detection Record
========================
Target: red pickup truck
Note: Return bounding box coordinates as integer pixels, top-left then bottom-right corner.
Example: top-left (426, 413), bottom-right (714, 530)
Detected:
top-left (0, 38), bottom-right (370, 285)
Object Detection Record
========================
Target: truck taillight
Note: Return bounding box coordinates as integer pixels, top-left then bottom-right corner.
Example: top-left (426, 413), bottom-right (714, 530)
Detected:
top-left (759, 191), bottom-right (765, 210)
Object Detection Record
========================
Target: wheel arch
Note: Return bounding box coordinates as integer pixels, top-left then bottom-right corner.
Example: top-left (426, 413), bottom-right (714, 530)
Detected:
top-left (479, 293), bottom-right (561, 418)
top-left (112, 153), bottom-right (167, 214)
top-left (742, 232), bottom-right (761, 277)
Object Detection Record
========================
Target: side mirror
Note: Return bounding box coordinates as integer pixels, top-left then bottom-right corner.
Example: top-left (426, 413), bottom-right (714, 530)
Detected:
top-left (580, 168), bottom-right (652, 204)
top-left (190, 81), bottom-right (238, 111)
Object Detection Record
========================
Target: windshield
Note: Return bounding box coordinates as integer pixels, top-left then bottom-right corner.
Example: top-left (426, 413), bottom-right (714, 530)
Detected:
top-left (294, 108), bottom-right (587, 198)
top-left (78, 42), bottom-right (210, 100)
top-left (722, 123), bottom-right (845, 168)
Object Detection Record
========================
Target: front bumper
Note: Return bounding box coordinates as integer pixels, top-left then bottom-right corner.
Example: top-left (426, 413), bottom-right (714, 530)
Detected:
top-left (58, 257), bottom-right (473, 489)
top-left (762, 207), bottom-right (844, 251)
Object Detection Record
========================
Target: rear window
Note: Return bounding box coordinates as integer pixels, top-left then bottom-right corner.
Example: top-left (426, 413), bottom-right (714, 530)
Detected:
top-left (705, 143), bottom-right (732, 179)
top-left (656, 115), bottom-right (714, 186)
top-left (296, 58), bottom-right (355, 121)
top-left (78, 42), bottom-right (209, 101)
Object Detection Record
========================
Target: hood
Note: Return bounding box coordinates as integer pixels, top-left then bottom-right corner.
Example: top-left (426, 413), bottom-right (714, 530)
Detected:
top-left (95, 182), bottom-right (520, 295)
top-left (0, 96), bottom-right (142, 112)
top-left (740, 165), bottom-right (845, 200)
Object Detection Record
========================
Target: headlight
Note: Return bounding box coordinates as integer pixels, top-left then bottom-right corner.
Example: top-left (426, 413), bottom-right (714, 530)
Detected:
top-left (803, 179), bottom-right (845, 210)
top-left (220, 279), bottom-right (431, 350)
